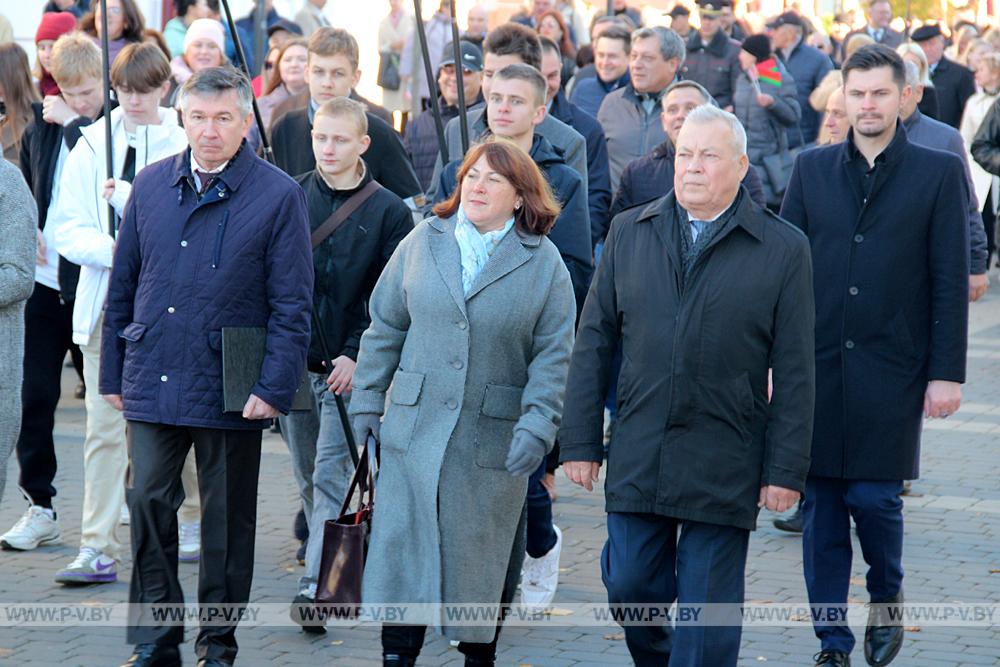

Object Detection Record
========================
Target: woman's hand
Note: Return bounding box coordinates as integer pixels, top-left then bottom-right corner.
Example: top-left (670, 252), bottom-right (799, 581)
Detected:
top-left (505, 430), bottom-right (546, 477)
top-left (352, 413), bottom-right (382, 445)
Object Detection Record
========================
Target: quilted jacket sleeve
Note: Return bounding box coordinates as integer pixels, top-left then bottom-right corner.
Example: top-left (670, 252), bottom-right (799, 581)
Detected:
top-left (250, 185), bottom-right (314, 414)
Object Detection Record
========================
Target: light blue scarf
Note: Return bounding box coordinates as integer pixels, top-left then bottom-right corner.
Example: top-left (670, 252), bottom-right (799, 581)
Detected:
top-left (454, 203), bottom-right (515, 295)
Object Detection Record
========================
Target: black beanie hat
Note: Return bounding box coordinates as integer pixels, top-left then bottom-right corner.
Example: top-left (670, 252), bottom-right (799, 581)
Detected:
top-left (741, 34), bottom-right (772, 62)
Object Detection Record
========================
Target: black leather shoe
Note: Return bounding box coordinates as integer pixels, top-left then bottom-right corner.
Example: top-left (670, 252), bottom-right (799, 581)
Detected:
top-left (289, 592), bottom-right (327, 634)
top-left (196, 660), bottom-right (231, 667)
top-left (383, 654), bottom-right (416, 666)
top-left (773, 499), bottom-right (804, 533)
top-left (814, 649), bottom-right (851, 666)
top-left (464, 657), bottom-right (495, 667)
top-left (864, 592), bottom-right (904, 666)
top-left (120, 644), bottom-right (181, 667)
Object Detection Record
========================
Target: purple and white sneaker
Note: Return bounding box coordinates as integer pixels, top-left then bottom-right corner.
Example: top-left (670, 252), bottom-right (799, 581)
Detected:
top-left (54, 547), bottom-right (117, 584)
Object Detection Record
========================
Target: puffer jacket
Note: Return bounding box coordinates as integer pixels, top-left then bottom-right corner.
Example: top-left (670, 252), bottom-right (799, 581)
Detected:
top-left (99, 143), bottom-right (314, 429)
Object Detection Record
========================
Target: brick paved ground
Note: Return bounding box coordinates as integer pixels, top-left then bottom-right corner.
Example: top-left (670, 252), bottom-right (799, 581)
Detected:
top-left (1, 290), bottom-right (998, 666)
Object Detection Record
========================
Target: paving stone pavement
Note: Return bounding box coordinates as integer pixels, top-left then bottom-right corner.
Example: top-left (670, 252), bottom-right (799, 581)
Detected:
top-left (1, 287), bottom-right (999, 666)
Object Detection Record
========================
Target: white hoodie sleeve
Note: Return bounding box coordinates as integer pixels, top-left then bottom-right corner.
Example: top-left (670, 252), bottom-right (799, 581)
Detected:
top-left (51, 141), bottom-right (115, 270)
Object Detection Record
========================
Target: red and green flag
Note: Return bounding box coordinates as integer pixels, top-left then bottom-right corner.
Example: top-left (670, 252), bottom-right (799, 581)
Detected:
top-left (756, 57), bottom-right (782, 87)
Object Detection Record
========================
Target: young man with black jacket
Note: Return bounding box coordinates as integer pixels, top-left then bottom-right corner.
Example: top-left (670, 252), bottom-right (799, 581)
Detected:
top-left (2, 33), bottom-right (102, 553)
top-left (270, 26), bottom-right (422, 207)
top-left (287, 97), bottom-right (413, 631)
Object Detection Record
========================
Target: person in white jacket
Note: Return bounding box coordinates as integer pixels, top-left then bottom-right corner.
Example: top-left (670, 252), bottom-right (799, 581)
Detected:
top-left (50, 42), bottom-right (200, 585)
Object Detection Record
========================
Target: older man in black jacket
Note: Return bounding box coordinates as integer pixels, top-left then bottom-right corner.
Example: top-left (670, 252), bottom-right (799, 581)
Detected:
top-left (560, 105), bottom-right (815, 667)
top-left (780, 45), bottom-right (968, 667)
top-left (912, 23), bottom-right (975, 128)
top-left (681, 0), bottom-right (742, 109)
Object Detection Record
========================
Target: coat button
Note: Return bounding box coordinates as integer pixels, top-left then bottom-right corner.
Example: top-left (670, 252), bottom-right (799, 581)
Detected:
top-left (457, 321), bottom-right (467, 330)
top-left (160, 375), bottom-right (168, 382)
top-left (446, 399), bottom-right (458, 410)
top-left (452, 360), bottom-right (463, 369)
top-left (853, 234), bottom-right (863, 243)
top-left (167, 306), bottom-right (175, 313)
top-left (848, 286), bottom-right (859, 296)
top-left (180, 240), bottom-right (188, 247)
top-left (844, 340), bottom-right (855, 350)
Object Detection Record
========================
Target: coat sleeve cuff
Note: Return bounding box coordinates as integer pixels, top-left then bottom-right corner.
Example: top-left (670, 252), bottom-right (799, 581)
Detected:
top-left (556, 436), bottom-right (604, 464)
top-left (514, 413), bottom-right (559, 450)
top-left (250, 384), bottom-right (291, 415)
top-left (762, 466), bottom-right (807, 493)
top-left (349, 388), bottom-right (386, 416)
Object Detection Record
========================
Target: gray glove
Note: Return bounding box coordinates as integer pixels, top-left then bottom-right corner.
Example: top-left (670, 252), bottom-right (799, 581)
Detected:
top-left (352, 413), bottom-right (381, 445)
top-left (505, 430), bottom-right (546, 478)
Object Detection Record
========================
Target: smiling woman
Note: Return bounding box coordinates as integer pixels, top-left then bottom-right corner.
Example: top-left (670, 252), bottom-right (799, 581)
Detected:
top-left (79, 0), bottom-right (146, 66)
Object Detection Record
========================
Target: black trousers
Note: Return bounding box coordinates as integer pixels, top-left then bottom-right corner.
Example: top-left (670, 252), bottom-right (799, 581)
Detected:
top-left (17, 283), bottom-right (80, 508)
top-left (125, 420), bottom-right (262, 662)
top-left (982, 191), bottom-right (996, 267)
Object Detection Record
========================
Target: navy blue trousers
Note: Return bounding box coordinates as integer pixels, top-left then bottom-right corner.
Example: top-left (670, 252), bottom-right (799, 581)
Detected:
top-left (602, 512), bottom-right (749, 667)
top-left (802, 477), bottom-right (904, 653)
top-left (526, 459), bottom-right (557, 558)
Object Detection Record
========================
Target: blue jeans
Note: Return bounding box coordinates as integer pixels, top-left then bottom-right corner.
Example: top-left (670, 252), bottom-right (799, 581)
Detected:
top-left (803, 477), bottom-right (904, 653)
top-left (526, 459), bottom-right (557, 558)
top-left (279, 373), bottom-right (354, 593)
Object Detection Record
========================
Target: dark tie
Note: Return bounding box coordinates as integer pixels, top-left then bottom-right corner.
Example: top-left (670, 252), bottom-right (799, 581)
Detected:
top-left (194, 169), bottom-right (215, 196)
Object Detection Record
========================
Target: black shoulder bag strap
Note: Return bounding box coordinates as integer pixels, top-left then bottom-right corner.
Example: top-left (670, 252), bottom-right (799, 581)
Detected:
top-left (310, 180), bottom-right (382, 249)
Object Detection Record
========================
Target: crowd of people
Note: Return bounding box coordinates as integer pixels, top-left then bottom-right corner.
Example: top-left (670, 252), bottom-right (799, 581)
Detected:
top-left (0, 0), bottom-right (995, 666)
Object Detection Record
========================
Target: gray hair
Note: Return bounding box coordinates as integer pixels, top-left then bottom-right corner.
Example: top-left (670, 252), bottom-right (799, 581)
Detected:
top-left (179, 66), bottom-right (254, 118)
top-left (683, 105), bottom-right (747, 157)
top-left (632, 26), bottom-right (686, 63)
top-left (661, 80), bottom-right (715, 108)
top-left (896, 43), bottom-right (934, 87)
top-left (902, 59), bottom-right (922, 88)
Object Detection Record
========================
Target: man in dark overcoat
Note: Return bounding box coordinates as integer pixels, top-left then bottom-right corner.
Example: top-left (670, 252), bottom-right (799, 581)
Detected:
top-left (100, 67), bottom-right (314, 667)
top-left (779, 45), bottom-right (969, 667)
top-left (560, 105), bottom-right (815, 666)
top-left (912, 23), bottom-right (976, 129)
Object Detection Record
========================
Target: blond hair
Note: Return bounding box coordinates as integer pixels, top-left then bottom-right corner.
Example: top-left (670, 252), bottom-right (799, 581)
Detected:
top-left (49, 32), bottom-right (102, 89)
top-left (314, 97), bottom-right (368, 136)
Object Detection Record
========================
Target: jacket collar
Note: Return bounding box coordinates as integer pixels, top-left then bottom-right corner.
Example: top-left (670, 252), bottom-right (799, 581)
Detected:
top-left (841, 119), bottom-right (909, 167)
top-left (311, 158), bottom-right (371, 197)
top-left (170, 140), bottom-right (255, 193)
top-left (688, 29), bottom-right (731, 57)
top-left (651, 139), bottom-right (674, 160)
top-left (426, 214), bottom-right (541, 314)
top-left (636, 187), bottom-right (764, 242)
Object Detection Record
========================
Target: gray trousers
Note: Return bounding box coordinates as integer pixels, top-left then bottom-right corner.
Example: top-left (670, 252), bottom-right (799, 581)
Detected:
top-left (125, 420), bottom-right (261, 662)
top-left (280, 373), bottom-right (354, 593)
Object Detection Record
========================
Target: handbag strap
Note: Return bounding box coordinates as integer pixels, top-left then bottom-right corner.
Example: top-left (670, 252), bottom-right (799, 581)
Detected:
top-left (310, 180), bottom-right (381, 249)
top-left (337, 435), bottom-right (379, 517)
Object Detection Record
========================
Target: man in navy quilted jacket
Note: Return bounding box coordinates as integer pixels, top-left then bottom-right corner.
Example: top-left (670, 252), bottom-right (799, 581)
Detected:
top-left (100, 67), bottom-right (314, 667)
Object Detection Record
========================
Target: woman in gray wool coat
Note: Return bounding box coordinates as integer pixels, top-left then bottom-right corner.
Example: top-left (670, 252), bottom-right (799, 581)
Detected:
top-left (0, 159), bottom-right (38, 504)
top-left (349, 139), bottom-right (577, 666)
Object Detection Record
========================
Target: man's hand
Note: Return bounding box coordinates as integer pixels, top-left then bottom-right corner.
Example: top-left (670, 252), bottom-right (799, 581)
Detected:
top-left (756, 93), bottom-right (775, 107)
top-left (325, 355), bottom-right (356, 395)
top-left (969, 273), bottom-right (989, 302)
top-left (242, 393), bottom-right (279, 420)
top-left (563, 461), bottom-right (601, 491)
top-left (101, 178), bottom-right (116, 202)
top-left (924, 380), bottom-right (961, 419)
top-left (758, 485), bottom-right (799, 512)
top-left (103, 394), bottom-right (124, 411)
top-left (42, 95), bottom-right (78, 126)
top-left (36, 229), bottom-right (47, 266)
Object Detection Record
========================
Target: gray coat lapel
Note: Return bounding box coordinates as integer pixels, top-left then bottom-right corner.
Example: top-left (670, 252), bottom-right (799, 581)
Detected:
top-left (427, 217), bottom-right (468, 318)
top-left (465, 228), bottom-right (538, 301)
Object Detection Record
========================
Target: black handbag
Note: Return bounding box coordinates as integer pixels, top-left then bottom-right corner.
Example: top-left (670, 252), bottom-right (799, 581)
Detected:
top-left (315, 435), bottom-right (379, 617)
top-left (377, 51), bottom-right (401, 91)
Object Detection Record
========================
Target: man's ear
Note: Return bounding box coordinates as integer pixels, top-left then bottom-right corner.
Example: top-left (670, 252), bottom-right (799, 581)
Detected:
top-left (351, 68), bottom-right (362, 89)
top-left (358, 134), bottom-right (372, 155)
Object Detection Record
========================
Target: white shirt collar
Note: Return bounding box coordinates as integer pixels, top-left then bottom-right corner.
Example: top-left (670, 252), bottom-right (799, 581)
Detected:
top-left (190, 153), bottom-right (229, 190)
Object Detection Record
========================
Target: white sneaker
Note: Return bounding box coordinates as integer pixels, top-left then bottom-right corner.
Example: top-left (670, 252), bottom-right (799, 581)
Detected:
top-left (178, 522), bottom-right (200, 562)
top-left (0, 505), bottom-right (60, 551)
top-left (520, 524), bottom-right (562, 612)
top-left (54, 547), bottom-right (117, 584)
top-left (119, 505), bottom-right (130, 526)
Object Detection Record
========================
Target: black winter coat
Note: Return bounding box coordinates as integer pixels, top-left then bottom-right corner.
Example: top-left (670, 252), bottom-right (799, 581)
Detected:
top-left (780, 125), bottom-right (969, 480)
top-left (931, 57), bottom-right (976, 129)
top-left (297, 165), bottom-right (413, 371)
top-left (680, 30), bottom-right (742, 109)
top-left (559, 190), bottom-right (816, 530)
top-left (610, 139), bottom-right (766, 223)
top-left (404, 94), bottom-right (483, 194)
top-left (271, 108), bottom-right (421, 200)
top-left (548, 91), bottom-right (612, 248)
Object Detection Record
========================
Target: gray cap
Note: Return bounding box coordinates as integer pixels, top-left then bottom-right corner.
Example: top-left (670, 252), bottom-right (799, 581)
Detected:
top-left (440, 41), bottom-right (484, 73)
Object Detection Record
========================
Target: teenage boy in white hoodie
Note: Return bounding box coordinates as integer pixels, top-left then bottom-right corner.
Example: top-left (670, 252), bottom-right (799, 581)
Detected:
top-left (50, 42), bottom-right (194, 584)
